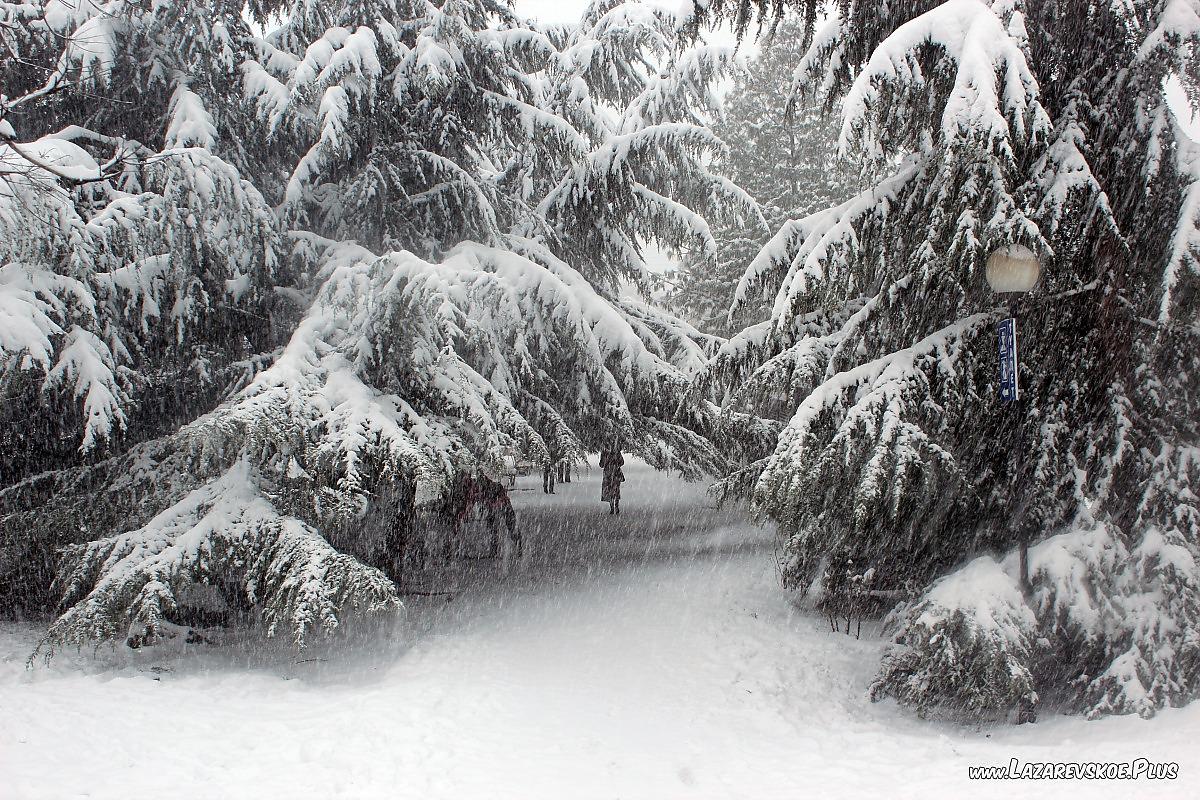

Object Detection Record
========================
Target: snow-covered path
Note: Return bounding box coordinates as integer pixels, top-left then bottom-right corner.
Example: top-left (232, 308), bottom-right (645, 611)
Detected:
top-left (2, 461), bottom-right (1197, 799)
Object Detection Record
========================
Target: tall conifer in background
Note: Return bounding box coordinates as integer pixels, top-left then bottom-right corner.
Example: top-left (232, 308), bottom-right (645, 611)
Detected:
top-left (667, 18), bottom-right (857, 335)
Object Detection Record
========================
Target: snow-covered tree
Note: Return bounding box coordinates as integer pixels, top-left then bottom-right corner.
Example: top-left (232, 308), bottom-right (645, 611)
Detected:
top-left (700, 0), bottom-right (1200, 718)
top-left (239, 0), bottom-right (754, 288)
top-left (666, 18), bottom-right (858, 335)
top-left (535, 0), bottom-right (759, 290)
top-left (1, 0), bottom-right (288, 612)
top-left (2, 1), bottom-right (752, 653)
top-left (1, 0), bottom-right (283, 471)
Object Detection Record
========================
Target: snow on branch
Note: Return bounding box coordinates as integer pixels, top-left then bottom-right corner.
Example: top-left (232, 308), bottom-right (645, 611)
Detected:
top-left (1160, 132), bottom-right (1200, 323)
top-left (482, 90), bottom-right (589, 154)
top-left (1026, 95), bottom-right (1118, 241)
top-left (839, 0), bottom-right (1049, 160)
top-left (195, 235), bottom-right (722, 516)
top-left (1136, 0), bottom-right (1200, 62)
top-left (0, 264), bottom-right (78, 371)
top-left (43, 325), bottom-right (129, 451)
top-left (622, 43), bottom-right (736, 130)
top-left (731, 157), bottom-right (921, 321)
top-left (1, 130), bottom-right (280, 452)
top-left (37, 460), bottom-right (401, 657)
top-left (751, 312), bottom-right (993, 585)
top-left (165, 85), bottom-right (217, 150)
top-left (763, 312), bottom-right (991, 466)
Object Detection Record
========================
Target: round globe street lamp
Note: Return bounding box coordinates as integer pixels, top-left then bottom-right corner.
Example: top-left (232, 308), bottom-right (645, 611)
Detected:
top-left (985, 244), bottom-right (1042, 597)
top-left (986, 244), bottom-right (1042, 294)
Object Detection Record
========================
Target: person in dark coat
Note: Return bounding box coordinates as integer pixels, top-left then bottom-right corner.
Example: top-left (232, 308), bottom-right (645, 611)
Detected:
top-left (599, 450), bottom-right (624, 514)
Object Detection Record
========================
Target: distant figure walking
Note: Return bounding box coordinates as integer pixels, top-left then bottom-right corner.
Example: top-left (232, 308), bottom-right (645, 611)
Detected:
top-left (599, 450), bottom-right (624, 514)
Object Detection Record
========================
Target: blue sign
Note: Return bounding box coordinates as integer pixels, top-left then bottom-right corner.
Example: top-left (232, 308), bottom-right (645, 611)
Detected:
top-left (998, 317), bottom-right (1018, 403)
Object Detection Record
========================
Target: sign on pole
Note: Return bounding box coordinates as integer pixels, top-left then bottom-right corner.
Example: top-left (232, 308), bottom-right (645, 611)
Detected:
top-left (998, 317), bottom-right (1018, 403)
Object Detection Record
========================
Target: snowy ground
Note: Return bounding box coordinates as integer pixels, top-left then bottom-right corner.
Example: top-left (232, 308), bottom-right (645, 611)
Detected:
top-left (2, 461), bottom-right (1198, 799)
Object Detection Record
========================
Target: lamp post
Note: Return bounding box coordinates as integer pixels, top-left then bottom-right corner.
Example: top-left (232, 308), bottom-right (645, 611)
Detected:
top-left (985, 244), bottom-right (1042, 595)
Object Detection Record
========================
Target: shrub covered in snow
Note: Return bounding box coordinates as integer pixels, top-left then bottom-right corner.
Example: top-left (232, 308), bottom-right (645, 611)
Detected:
top-left (873, 515), bottom-right (1200, 719)
top-left (871, 555), bottom-right (1039, 718)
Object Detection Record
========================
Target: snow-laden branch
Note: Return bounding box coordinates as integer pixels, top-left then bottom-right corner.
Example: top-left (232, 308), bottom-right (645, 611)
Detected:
top-left (731, 156), bottom-right (921, 321)
top-left (1161, 130), bottom-right (1200, 323)
top-left (191, 236), bottom-right (720, 512)
top-left (37, 460), bottom-right (401, 657)
top-left (759, 312), bottom-right (993, 505)
top-left (839, 0), bottom-right (1049, 159)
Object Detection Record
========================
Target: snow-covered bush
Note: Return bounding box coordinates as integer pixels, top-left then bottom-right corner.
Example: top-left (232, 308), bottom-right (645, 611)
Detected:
top-left (873, 513), bottom-right (1200, 719)
top-left (871, 555), bottom-right (1038, 718)
top-left (1068, 521), bottom-right (1200, 718)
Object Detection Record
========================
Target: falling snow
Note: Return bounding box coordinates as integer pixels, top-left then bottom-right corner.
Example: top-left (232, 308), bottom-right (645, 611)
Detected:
top-left (4, 462), bottom-right (1198, 799)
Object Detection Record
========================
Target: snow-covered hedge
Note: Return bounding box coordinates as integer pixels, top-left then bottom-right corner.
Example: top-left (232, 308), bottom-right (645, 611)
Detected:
top-left (871, 555), bottom-right (1038, 718)
top-left (872, 516), bottom-right (1200, 720)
